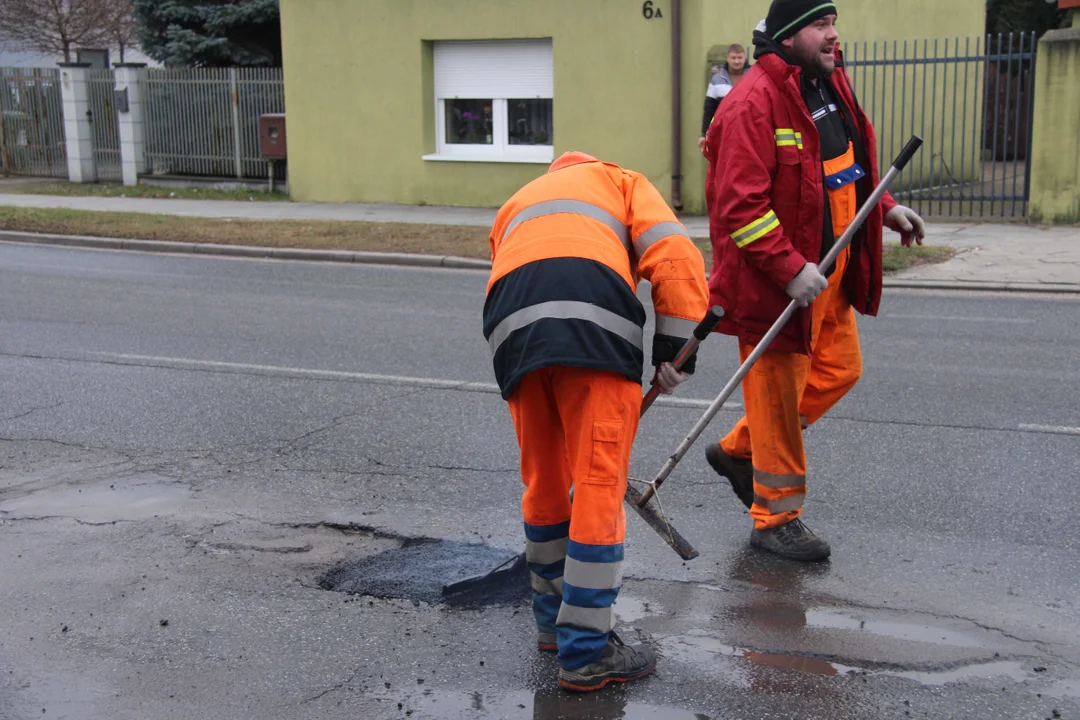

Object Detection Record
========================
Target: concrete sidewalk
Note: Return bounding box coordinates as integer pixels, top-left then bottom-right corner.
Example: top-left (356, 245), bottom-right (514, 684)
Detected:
top-left (2, 192), bottom-right (1078, 292)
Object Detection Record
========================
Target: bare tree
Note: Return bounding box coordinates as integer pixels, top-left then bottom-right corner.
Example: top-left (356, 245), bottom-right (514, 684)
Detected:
top-left (0, 0), bottom-right (134, 63)
top-left (110, 6), bottom-right (138, 63)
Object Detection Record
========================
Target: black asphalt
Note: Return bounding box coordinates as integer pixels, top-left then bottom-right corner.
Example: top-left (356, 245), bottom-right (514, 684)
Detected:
top-left (1, 242), bottom-right (1078, 720)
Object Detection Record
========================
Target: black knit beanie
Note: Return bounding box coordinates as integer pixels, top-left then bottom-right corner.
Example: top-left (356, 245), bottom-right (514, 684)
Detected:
top-left (766, 0), bottom-right (839, 42)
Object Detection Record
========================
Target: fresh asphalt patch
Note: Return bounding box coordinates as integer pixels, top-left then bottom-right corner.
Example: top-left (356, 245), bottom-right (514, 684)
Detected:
top-left (320, 539), bottom-right (531, 609)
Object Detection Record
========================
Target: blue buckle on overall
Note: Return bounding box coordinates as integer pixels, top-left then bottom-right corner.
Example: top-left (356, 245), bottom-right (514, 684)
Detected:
top-left (824, 162), bottom-right (866, 190)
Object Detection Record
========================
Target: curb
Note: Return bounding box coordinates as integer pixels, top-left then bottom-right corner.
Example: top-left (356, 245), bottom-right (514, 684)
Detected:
top-left (882, 279), bottom-right (1080, 294)
top-left (2, 230), bottom-right (1078, 294)
top-left (0, 230), bottom-right (492, 270)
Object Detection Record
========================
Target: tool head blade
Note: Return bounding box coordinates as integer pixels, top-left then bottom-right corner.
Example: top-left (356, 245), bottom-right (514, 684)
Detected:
top-left (625, 484), bottom-right (700, 561)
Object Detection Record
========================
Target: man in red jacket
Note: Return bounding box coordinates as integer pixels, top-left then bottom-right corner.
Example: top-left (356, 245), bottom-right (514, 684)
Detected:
top-left (702, 0), bottom-right (925, 562)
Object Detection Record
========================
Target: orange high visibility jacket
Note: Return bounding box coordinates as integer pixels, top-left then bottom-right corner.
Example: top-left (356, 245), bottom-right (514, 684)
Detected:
top-left (483, 151), bottom-right (710, 399)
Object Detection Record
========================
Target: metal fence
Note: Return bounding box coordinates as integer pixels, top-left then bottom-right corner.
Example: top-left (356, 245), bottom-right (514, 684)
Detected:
top-left (144, 67), bottom-right (284, 179)
top-left (0, 68), bottom-right (67, 178)
top-left (843, 32), bottom-right (1038, 219)
top-left (88, 69), bottom-right (122, 182)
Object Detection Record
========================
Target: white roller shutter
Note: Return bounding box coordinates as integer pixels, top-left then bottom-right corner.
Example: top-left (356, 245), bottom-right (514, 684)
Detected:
top-left (434, 39), bottom-right (553, 99)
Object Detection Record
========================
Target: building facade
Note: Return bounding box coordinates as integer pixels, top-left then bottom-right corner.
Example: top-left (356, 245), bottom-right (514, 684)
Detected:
top-left (280, 0), bottom-right (985, 214)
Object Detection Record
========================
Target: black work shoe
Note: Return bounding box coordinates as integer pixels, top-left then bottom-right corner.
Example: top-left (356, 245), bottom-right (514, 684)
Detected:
top-left (705, 443), bottom-right (754, 509)
top-left (558, 632), bottom-right (657, 692)
top-left (750, 518), bottom-right (831, 562)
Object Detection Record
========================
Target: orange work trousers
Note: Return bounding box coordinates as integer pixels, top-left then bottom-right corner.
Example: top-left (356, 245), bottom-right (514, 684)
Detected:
top-left (507, 367), bottom-right (641, 669)
top-left (508, 366), bottom-right (641, 548)
top-left (719, 247), bottom-right (862, 529)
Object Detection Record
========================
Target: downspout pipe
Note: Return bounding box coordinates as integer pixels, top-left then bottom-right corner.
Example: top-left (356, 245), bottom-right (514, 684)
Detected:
top-left (670, 0), bottom-right (683, 211)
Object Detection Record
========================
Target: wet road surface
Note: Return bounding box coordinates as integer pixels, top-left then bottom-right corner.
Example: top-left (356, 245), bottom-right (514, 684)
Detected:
top-left (1, 243), bottom-right (1078, 719)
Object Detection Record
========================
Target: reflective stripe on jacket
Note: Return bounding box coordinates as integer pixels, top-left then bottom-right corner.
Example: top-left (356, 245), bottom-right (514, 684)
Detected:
top-left (484, 151), bottom-right (709, 399)
top-left (704, 49), bottom-right (897, 355)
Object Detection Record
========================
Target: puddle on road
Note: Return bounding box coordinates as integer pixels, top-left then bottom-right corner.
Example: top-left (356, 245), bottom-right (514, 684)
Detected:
top-left (661, 631), bottom-right (1032, 687)
top-left (804, 608), bottom-right (990, 648)
top-left (613, 594), bottom-right (650, 623)
top-left (663, 633), bottom-right (847, 677)
top-left (320, 539), bottom-right (530, 608)
top-left (378, 689), bottom-right (709, 719)
top-left (0, 479), bottom-right (189, 523)
top-left (1043, 678), bottom-right (1080, 700)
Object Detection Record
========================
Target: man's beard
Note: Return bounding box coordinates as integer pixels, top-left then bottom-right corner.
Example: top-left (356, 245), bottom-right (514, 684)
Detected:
top-left (789, 39), bottom-right (834, 79)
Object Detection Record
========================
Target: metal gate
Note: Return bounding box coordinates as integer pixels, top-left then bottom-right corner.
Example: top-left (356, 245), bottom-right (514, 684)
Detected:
top-left (842, 32), bottom-right (1038, 219)
top-left (0, 68), bottom-right (67, 178)
top-left (144, 68), bottom-right (285, 179)
top-left (88, 69), bottom-right (122, 182)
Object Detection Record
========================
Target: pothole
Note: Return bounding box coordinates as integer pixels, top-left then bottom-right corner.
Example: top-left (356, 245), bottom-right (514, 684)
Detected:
top-left (319, 539), bottom-right (530, 608)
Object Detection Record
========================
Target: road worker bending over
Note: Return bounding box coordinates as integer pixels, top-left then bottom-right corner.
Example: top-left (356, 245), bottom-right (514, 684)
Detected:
top-left (484, 151), bottom-right (709, 692)
top-left (703, 0), bottom-right (926, 562)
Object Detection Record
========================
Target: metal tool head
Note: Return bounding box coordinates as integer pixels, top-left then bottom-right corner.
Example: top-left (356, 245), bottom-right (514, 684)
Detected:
top-left (440, 551), bottom-right (528, 601)
top-left (624, 483), bottom-right (699, 560)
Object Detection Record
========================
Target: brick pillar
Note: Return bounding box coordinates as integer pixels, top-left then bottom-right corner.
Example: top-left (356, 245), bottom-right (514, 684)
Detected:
top-left (114, 63), bottom-right (148, 187)
top-left (59, 63), bottom-right (96, 183)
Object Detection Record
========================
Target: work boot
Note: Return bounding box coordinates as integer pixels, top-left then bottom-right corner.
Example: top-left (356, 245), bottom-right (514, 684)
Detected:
top-left (537, 629), bottom-right (557, 653)
top-left (750, 518), bottom-right (831, 562)
top-left (558, 632), bottom-right (656, 692)
top-left (705, 443), bottom-right (754, 509)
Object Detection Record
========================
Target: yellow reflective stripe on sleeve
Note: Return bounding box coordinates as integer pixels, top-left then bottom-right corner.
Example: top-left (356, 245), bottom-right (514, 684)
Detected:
top-left (731, 210), bottom-right (780, 248)
top-left (774, 129), bottom-right (804, 149)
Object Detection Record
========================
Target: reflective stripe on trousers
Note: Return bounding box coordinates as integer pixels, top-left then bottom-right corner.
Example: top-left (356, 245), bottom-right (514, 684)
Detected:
top-left (556, 540), bottom-right (623, 666)
top-left (720, 248), bottom-right (862, 530)
top-left (507, 367), bottom-right (639, 670)
top-left (525, 521), bottom-right (569, 633)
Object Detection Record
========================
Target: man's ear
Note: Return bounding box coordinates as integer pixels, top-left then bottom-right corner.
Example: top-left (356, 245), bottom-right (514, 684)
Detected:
top-left (781, 37), bottom-right (795, 49)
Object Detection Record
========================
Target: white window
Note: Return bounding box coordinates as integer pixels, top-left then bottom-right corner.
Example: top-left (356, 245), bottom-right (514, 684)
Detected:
top-left (425, 39), bottom-right (554, 164)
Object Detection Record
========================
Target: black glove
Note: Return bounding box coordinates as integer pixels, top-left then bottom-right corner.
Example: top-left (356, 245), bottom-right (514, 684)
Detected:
top-left (652, 334), bottom-right (697, 375)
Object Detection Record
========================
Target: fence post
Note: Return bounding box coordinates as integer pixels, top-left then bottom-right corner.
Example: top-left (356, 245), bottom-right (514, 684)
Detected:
top-left (114, 63), bottom-right (148, 186)
top-left (0, 84), bottom-right (9, 176)
top-left (59, 63), bottom-right (97, 183)
top-left (1028, 14), bottom-right (1080, 223)
top-left (229, 68), bottom-right (243, 178)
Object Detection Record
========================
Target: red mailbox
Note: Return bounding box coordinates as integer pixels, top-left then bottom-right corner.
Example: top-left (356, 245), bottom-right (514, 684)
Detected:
top-left (259, 114), bottom-right (287, 159)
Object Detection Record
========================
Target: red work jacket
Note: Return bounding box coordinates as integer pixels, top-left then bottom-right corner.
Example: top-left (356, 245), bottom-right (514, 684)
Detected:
top-left (704, 50), bottom-right (897, 354)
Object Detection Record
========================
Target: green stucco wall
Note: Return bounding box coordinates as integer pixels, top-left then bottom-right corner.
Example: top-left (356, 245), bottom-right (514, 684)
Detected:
top-left (280, 0), bottom-right (674, 207)
top-left (281, 0), bottom-right (986, 213)
top-left (1029, 27), bottom-right (1080, 224)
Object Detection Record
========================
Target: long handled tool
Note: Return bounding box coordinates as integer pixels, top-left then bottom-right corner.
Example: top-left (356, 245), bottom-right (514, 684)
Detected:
top-left (441, 305), bottom-right (726, 599)
top-left (626, 135), bottom-right (926, 561)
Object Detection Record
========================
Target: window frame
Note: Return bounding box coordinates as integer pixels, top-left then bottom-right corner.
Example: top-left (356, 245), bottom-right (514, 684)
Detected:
top-left (423, 40), bottom-right (554, 165)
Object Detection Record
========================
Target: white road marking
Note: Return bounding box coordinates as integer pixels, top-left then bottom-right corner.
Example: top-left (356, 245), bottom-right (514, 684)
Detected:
top-left (93, 353), bottom-right (739, 411)
top-left (1018, 424), bottom-right (1080, 436)
top-left (884, 314), bottom-right (1036, 324)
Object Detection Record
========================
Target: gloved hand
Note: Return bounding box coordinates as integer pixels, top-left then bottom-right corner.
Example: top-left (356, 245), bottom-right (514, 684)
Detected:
top-left (885, 204), bottom-right (926, 247)
top-left (785, 263), bottom-right (828, 307)
top-left (653, 362), bottom-right (689, 395)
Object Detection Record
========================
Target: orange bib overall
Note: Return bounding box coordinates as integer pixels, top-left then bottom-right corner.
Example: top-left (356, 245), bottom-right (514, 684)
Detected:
top-left (720, 143), bottom-right (865, 529)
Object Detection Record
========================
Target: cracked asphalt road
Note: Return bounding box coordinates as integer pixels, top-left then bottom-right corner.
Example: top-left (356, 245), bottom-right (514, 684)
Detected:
top-left (1, 242), bottom-right (1078, 720)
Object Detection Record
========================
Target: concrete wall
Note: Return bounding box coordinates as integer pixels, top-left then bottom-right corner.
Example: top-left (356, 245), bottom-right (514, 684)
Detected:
top-left (281, 0), bottom-right (986, 212)
top-left (1029, 24), bottom-right (1080, 223)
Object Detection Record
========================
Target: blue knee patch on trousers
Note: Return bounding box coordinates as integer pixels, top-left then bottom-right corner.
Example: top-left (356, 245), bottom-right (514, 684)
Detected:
top-left (533, 592), bottom-right (561, 630)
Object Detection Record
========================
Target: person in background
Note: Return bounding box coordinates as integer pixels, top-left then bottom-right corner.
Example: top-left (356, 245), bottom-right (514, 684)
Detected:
top-left (697, 43), bottom-right (750, 151)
